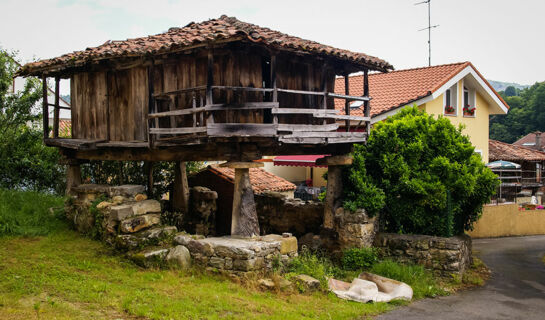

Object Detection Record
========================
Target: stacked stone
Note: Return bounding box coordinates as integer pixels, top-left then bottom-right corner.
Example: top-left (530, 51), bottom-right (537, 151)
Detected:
top-left (374, 233), bottom-right (472, 276)
top-left (173, 233), bottom-right (298, 274)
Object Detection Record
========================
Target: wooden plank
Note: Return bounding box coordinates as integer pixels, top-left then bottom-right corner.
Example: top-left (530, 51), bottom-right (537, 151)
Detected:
top-left (44, 138), bottom-right (105, 149)
top-left (96, 141), bottom-right (149, 148)
top-left (277, 88), bottom-right (324, 96)
top-left (205, 102), bottom-right (278, 111)
top-left (152, 85), bottom-right (207, 98)
top-left (206, 50), bottom-right (214, 124)
top-left (148, 106), bottom-right (207, 118)
top-left (328, 93), bottom-right (370, 101)
top-left (321, 64), bottom-right (328, 126)
top-left (211, 85), bottom-right (273, 93)
top-left (207, 123), bottom-right (276, 137)
top-left (281, 131), bottom-right (366, 138)
top-left (279, 136), bottom-right (365, 144)
top-left (147, 63), bottom-right (155, 148)
top-left (277, 123), bottom-right (339, 132)
top-left (270, 54), bottom-right (278, 125)
top-left (272, 108), bottom-right (337, 115)
top-left (314, 114), bottom-right (370, 121)
top-left (42, 76), bottom-right (48, 140)
top-left (105, 72), bottom-right (110, 141)
top-left (53, 77), bottom-right (60, 138)
top-left (47, 104), bottom-right (70, 110)
top-left (149, 127), bottom-right (207, 134)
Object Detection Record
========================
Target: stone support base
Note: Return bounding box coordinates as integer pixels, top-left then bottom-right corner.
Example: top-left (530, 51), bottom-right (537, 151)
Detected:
top-left (174, 233), bottom-right (298, 274)
top-left (220, 161), bottom-right (263, 237)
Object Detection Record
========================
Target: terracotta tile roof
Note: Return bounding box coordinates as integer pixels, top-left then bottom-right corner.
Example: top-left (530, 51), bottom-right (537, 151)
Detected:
top-left (334, 62), bottom-right (507, 117)
top-left (513, 132), bottom-right (542, 148)
top-left (19, 15), bottom-right (392, 76)
top-left (48, 119), bottom-right (72, 138)
top-left (207, 165), bottom-right (296, 193)
top-left (489, 140), bottom-right (545, 162)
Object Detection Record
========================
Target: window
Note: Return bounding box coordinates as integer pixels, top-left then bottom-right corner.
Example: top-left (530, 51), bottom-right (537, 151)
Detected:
top-left (463, 85), bottom-right (476, 117)
top-left (444, 84), bottom-right (457, 115)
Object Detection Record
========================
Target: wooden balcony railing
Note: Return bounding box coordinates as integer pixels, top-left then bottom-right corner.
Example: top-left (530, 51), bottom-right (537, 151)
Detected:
top-left (147, 85), bottom-right (370, 147)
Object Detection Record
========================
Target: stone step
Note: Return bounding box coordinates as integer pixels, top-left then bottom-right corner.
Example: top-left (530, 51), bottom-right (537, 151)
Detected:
top-left (120, 214), bottom-right (161, 233)
top-left (115, 226), bottom-right (178, 251)
top-left (129, 245), bottom-right (191, 269)
top-left (110, 200), bottom-right (162, 222)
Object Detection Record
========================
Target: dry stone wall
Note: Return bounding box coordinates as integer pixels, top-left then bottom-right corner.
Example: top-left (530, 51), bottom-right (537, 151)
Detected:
top-left (374, 233), bottom-right (472, 276)
top-left (65, 184), bottom-right (297, 275)
top-left (256, 191), bottom-right (323, 236)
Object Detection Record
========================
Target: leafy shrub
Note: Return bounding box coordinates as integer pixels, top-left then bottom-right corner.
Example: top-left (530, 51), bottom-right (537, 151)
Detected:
top-left (344, 107), bottom-right (499, 236)
top-left (370, 259), bottom-right (447, 299)
top-left (341, 247), bottom-right (379, 271)
top-left (0, 189), bottom-right (65, 236)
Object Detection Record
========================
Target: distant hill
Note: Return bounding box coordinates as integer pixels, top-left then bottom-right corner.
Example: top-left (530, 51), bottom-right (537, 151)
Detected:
top-left (61, 94), bottom-right (70, 103)
top-left (487, 80), bottom-right (529, 92)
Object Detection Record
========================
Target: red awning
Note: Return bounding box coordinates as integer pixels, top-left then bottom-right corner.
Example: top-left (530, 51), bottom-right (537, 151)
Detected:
top-left (273, 155), bottom-right (328, 167)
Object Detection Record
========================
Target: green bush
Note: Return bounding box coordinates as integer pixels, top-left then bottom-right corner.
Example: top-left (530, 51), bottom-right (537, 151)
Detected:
top-left (344, 107), bottom-right (499, 236)
top-left (370, 260), bottom-right (447, 299)
top-left (341, 247), bottom-right (379, 271)
top-left (0, 189), bottom-right (65, 236)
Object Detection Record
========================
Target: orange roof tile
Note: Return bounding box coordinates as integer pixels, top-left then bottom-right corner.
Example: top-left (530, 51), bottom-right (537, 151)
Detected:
top-left (334, 62), bottom-right (507, 117)
top-left (19, 15), bottom-right (392, 76)
top-left (489, 140), bottom-right (545, 162)
top-left (207, 166), bottom-right (295, 193)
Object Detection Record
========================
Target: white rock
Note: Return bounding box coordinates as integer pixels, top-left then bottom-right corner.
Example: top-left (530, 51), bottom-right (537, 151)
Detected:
top-left (166, 245), bottom-right (191, 269)
top-left (328, 272), bottom-right (413, 303)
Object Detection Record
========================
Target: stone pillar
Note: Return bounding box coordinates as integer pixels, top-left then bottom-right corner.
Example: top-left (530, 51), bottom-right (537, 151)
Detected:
top-left (220, 161), bottom-right (263, 237)
top-left (66, 160), bottom-right (82, 196)
top-left (317, 155), bottom-right (353, 229)
top-left (172, 161), bottom-right (190, 213)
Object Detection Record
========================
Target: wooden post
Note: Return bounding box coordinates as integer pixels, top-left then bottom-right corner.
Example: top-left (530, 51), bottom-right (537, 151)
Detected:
top-left (321, 65), bottom-right (328, 125)
top-left (145, 161), bottom-right (154, 197)
top-left (147, 62), bottom-right (155, 148)
top-left (270, 54), bottom-right (278, 125)
top-left (220, 161), bottom-right (263, 237)
top-left (344, 74), bottom-right (350, 132)
top-left (42, 76), bottom-right (48, 140)
top-left (53, 77), bottom-right (60, 138)
top-left (363, 68), bottom-right (370, 135)
top-left (172, 161), bottom-right (190, 213)
top-left (316, 155), bottom-right (353, 229)
top-left (66, 160), bottom-right (81, 195)
top-left (206, 50), bottom-right (214, 124)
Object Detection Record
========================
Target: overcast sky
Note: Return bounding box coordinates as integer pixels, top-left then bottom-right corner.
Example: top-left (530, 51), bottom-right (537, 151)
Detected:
top-left (2, 0), bottom-right (544, 87)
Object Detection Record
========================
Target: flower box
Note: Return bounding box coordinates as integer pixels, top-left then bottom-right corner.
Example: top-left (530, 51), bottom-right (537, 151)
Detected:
top-left (444, 105), bottom-right (455, 114)
top-left (463, 105), bottom-right (475, 116)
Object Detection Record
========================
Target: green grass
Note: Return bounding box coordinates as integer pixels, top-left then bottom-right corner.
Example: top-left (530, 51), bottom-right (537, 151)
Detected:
top-left (370, 260), bottom-right (447, 299)
top-left (0, 190), bottom-right (395, 319)
top-left (286, 249), bottom-right (447, 300)
top-left (0, 189), bottom-right (65, 236)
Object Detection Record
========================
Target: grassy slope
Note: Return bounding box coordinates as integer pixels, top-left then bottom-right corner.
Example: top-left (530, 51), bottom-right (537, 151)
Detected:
top-left (0, 190), bottom-right (393, 319)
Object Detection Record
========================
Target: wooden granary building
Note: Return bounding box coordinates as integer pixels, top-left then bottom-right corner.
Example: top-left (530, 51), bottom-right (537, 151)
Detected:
top-left (19, 15), bottom-right (393, 237)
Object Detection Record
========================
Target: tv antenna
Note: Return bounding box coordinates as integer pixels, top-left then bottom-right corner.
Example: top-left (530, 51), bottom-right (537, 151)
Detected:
top-left (415, 0), bottom-right (439, 66)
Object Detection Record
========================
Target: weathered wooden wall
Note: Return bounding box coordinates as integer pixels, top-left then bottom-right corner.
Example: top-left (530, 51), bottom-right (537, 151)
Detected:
top-left (70, 47), bottom-right (336, 141)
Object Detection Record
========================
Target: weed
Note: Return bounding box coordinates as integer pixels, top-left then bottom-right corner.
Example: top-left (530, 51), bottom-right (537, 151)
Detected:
top-left (370, 260), bottom-right (447, 299)
top-left (341, 247), bottom-right (379, 271)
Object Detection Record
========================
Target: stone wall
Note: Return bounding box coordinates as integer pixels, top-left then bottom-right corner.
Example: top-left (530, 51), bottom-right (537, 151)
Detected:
top-left (65, 183), bottom-right (297, 275)
top-left (374, 233), bottom-right (472, 276)
top-left (174, 233), bottom-right (298, 275)
top-left (256, 191), bottom-right (323, 236)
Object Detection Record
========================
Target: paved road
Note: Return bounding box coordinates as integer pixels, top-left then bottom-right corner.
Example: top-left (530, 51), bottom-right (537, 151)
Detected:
top-left (377, 235), bottom-right (545, 320)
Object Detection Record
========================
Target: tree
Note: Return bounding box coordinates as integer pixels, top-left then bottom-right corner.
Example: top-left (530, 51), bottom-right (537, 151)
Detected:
top-left (504, 86), bottom-right (517, 97)
top-left (490, 82), bottom-right (545, 143)
top-left (0, 49), bottom-right (65, 193)
top-left (344, 107), bottom-right (499, 237)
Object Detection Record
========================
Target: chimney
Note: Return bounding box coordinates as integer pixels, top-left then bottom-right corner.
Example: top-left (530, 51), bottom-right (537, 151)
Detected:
top-left (535, 132), bottom-right (542, 151)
